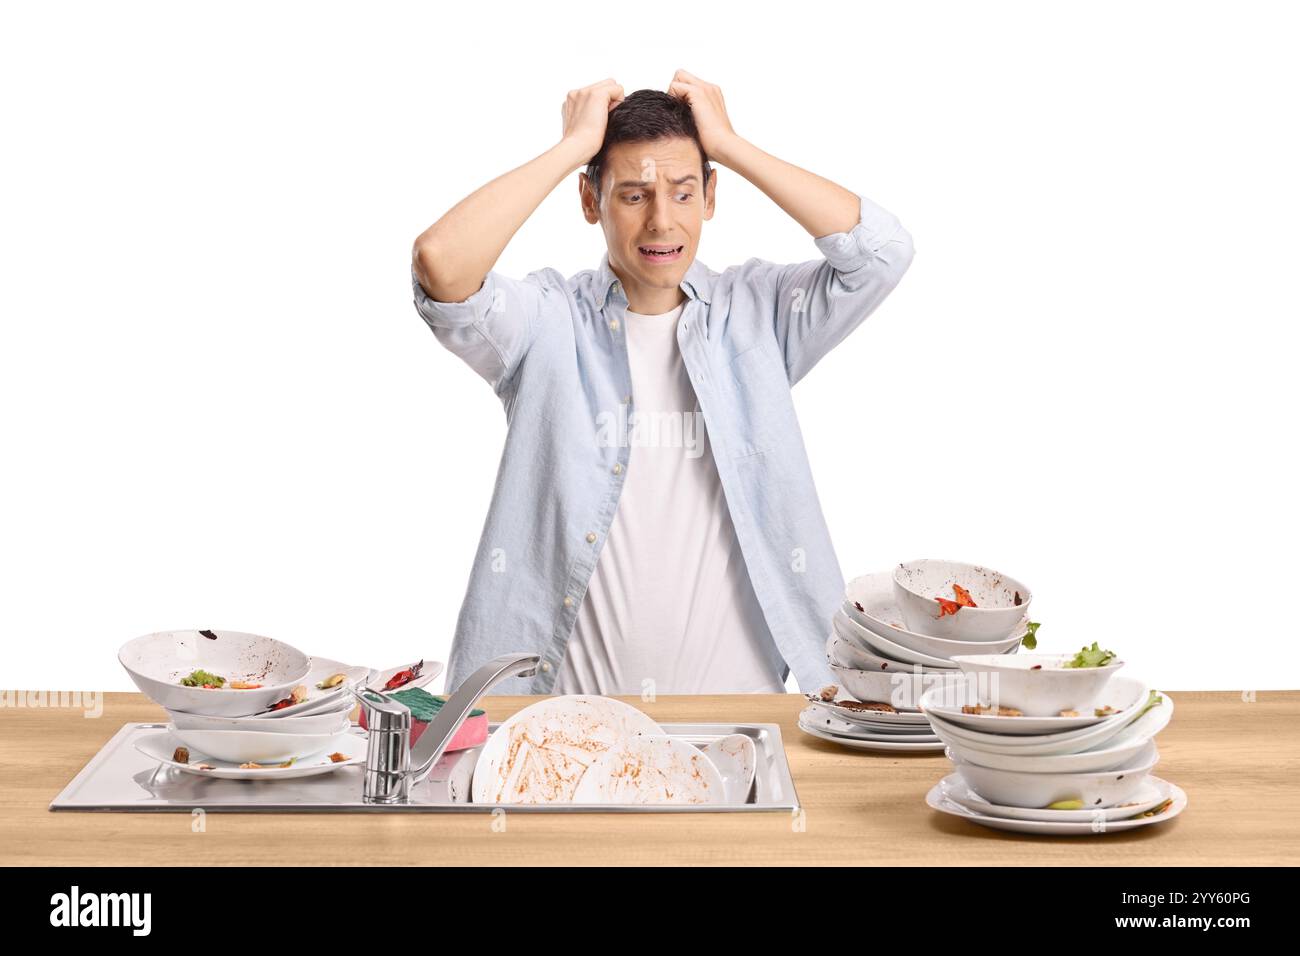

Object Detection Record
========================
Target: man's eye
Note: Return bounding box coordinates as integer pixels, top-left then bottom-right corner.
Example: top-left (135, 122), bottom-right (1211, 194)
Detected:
top-left (676, 193), bottom-right (694, 201)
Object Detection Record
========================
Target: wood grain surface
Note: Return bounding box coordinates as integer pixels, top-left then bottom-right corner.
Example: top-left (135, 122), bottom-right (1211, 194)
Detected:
top-left (1, 689), bottom-right (1295, 865)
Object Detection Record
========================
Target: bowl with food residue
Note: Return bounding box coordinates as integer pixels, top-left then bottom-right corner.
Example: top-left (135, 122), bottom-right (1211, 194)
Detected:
top-left (893, 559), bottom-right (1031, 641)
top-left (119, 628), bottom-right (310, 718)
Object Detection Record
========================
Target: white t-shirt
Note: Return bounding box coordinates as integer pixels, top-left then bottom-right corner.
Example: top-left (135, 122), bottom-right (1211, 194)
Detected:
top-left (553, 301), bottom-right (789, 696)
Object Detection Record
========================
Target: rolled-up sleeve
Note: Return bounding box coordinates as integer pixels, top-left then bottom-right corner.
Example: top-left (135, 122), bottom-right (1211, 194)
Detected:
top-left (763, 193), bottom-right (915, 385)
top-left (411, 264), bottom-right (553, 395)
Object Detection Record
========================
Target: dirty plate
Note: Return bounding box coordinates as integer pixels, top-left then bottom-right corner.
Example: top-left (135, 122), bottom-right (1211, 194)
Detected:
top-left (926, 776), bottom-right (1186, 835)
top-left (471, 695), bottom-right (664, 804)
top-left (133, 729), bottom-right (365, 780)
top-left (701, 733), bottom-right (757, 803)
top-left (798, 709), bottom-right (944, 752)
top-left (844, 571), bottom-right (1026, 657)
top-left (939, 773), bottom-right (1171, 823)
top-left (921, 675), bottom-right (1147, 736)
top-left (806, 694), bottom-right (932, 727)
top-left (371, 658), bottom-right (444, 693)
top-left (572, 735), bottom-right (726, 805)
top-left (255, 657), bottom-right (373, 718)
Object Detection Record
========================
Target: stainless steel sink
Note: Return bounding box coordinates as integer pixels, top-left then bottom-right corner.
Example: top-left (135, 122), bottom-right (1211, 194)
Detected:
top-left (49, 720), bottom-right (800, 813)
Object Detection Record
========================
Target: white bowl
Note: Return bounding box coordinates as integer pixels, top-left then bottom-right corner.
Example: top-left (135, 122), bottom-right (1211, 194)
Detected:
top-left (949, 652), bottom-right (1125, 717)
top-left (922, 674), bottom-right (1145, 743)
top-left (826, 631), bottom-right (947, 674)
top-left (939, 773), bottom-right (1172, 823)
top-left (919, 673), bottom-right (1139, 734)
top-left (925, 684), bottom-right (1169, 757)
top-left (892, 559), bottom-right (1031, 641)
top-left (942, 732), bottom-right (1153, 774)
top-left (827, 632), bottom-right (878, 671)
top-left (166, 725), bottom-right (354, 764)
top-left (952, 741), bottom-right (1159, 809)
top-left (829, 662), bottom-right (964, 712)
top-left (856, 602), bottom-right (1027, 660)
top-left (119, 629), bottom-right (310, 718)
top-left (166, 707), bottom-right (352, 735)
top-left (833, 610), bottom-right (958, 670)
top-left (844, 572), bottom-right (1028, 657)
top-left (933, 691), bottom-right (1174, 769)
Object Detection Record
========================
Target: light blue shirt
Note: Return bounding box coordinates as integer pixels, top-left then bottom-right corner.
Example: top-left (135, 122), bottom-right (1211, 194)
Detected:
top-left (411, 192), bottom-right (915, 695)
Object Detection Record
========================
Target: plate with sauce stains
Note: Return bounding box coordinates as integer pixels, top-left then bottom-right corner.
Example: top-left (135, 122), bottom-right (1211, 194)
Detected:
top-left (572, 735), bottom-right (726, 805)
top-left (470, 695), bottom-right (664, 804)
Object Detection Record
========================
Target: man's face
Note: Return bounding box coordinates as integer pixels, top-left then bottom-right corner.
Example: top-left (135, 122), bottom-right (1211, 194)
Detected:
top-left (581, 136), bottom-right (716, 308)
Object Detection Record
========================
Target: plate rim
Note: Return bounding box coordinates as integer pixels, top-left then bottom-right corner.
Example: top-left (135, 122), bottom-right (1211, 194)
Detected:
top-left (925, 775), bottom-right (1187, 833)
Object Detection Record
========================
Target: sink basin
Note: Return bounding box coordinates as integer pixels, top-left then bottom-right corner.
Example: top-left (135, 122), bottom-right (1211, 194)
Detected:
top-left (50, 722), bottom-right (800, 813)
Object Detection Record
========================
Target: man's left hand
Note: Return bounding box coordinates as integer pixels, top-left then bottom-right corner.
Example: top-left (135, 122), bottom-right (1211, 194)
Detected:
top-left (667, 69), bottom-right (738, 160)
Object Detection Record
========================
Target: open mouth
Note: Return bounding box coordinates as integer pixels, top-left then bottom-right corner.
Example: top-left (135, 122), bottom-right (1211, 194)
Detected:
top-left (638, 245), bottom-right (684, 261)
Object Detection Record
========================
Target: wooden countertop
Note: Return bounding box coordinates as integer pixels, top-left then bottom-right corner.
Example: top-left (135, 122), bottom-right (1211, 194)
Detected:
top-left (2, 690), bottom-right (1296, 865)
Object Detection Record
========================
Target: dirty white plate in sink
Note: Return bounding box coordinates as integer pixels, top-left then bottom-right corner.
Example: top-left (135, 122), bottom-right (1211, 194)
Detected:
top-left (253, 657), bottom-right (372, 718)
top-left (166, 720), bottom-right (352, 763)
top-left (700, 734), bottom-right (757, 803)
top-left (572, 735), bottom-right (726, 805)
top-left (166, 706), bottom-right (354, 735)
top-left (134, 729), bottom-right (365, 780)
top-left (370, 658), bottom-right (443, 693)
top-left (472, 695), bottom-right (664, 804)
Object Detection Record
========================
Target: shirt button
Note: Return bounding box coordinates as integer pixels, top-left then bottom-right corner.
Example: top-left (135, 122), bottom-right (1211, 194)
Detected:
top-left (623, 394), bottom-right (631, 405)
top-left (612, 462), bottom-right (622, 475)
top-left (585, 532), bottom-right (597, 543)
top-left (540, 661), bottom-right (552, 673)
top-left (563, 595), bottom-right (573, 608)
top-left (609, 319), bottom-right (620, 332)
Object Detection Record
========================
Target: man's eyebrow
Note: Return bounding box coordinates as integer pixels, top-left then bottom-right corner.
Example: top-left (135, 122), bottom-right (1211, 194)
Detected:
top-left (613, 174), bottom-right (700, 189)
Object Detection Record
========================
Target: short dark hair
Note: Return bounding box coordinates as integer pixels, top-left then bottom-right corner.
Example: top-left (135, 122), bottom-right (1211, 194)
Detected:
top-left (584, 90), bottom-right (712, 203)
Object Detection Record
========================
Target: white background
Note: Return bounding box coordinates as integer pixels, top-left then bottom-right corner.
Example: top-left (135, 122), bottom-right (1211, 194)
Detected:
top-left (2, 0), bottom-right (1296, 694)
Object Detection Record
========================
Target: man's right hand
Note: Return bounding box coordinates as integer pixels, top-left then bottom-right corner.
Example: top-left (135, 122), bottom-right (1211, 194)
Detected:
top-left (413, 80), bottom-right (624, 305)
top-left (560, 79), bottom-right (624, 160)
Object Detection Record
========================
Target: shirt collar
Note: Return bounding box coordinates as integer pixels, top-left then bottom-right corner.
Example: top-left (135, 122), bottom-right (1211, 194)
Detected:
top-left (595, 251), bottom-right (715, 310)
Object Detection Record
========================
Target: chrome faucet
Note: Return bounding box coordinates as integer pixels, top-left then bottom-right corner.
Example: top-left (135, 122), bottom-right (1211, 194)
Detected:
top-left (350, 652), bottom-right (540, 804)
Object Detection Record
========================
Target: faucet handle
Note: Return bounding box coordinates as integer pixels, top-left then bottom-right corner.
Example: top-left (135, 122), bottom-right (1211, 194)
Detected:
top-left (409, 653), bottom-right (540, 781)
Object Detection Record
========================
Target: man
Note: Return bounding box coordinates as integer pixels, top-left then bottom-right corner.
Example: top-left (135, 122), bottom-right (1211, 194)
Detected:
top-left (411, 71), bottom-right (914, 696)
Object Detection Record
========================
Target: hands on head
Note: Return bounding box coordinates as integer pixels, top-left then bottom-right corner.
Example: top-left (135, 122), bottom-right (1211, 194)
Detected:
top-left (560, 70), bottom-right (737, 162)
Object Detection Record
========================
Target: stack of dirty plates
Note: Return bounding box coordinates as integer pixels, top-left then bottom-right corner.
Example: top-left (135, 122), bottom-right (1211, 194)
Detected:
top-left (798, 692), bottom-right (943, 753)
top-left (804, 560), bottom-right (1037, 753)
top-left (921, 654), bottom-right (1186, 835)
top-left (835, 565), bottom-right (1030, 677)
top-left (118, 628), bottom-right (445, 779)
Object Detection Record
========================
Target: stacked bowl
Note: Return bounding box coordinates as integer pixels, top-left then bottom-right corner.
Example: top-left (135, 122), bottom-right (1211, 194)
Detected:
top-left (119, 629), bottom-right (372, 767)
top-left (803, 560), bottom-right (1035, 753)
top-left (921, 652), bottom-right (1185, 834)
